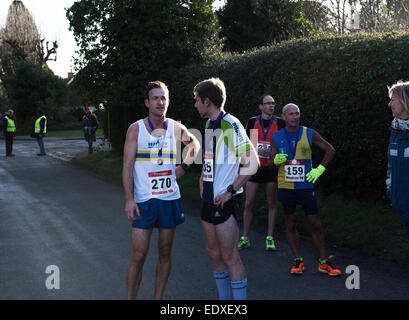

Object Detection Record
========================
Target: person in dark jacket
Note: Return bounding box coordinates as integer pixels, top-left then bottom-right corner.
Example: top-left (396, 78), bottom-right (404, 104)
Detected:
top-left (3, 109), bottom-right (16, 157)
top-left (386, 80), bottom-right (409, 243)
top-left (33, 109), bottom-right (47, 156)
top-left (82, 108), bottom-right (99, 154)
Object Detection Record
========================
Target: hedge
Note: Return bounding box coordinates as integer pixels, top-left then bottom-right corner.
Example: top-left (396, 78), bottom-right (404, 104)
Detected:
top-left (161, 32), bottom-right (409, 202)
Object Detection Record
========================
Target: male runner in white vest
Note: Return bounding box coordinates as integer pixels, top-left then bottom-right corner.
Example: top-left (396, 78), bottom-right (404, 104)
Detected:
top-left (122, 81), bottom-right (200, 300)
top-left (194, 77), bottom-right (259, 300)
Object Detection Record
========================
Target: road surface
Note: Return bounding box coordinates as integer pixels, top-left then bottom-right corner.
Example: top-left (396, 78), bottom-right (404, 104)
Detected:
top-left (1, 137), bottom-right (409, 300)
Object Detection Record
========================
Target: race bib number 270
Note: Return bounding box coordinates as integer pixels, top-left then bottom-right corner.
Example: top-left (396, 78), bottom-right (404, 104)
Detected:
top-left (148, 170), bottom-right (174, 196)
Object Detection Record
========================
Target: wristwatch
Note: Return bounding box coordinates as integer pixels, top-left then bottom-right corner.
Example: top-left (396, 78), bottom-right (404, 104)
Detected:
top-left (227, 184), bottom-right (236, 195)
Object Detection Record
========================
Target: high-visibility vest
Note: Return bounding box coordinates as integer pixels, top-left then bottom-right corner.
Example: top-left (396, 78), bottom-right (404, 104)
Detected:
top-left (34, 116), bottom-right (47, 133)
top-left (4, 115), bottom-right (16, 132)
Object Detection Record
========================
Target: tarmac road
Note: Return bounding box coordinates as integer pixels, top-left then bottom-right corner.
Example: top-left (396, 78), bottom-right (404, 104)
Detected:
top-left (1, 137), bottom-right (409, 300)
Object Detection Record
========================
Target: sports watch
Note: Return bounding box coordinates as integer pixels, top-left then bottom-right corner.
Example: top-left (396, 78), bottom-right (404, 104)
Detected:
top-left (227, 184), bottom-right (237, 195)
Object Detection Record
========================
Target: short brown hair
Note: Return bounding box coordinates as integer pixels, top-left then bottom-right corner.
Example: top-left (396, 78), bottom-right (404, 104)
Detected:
top-left (145, 81), bottom-right (169, 100)
top-left (388, 80), bottom-right (409, 113)
top-left (193, 77), bottom-right (226, 109)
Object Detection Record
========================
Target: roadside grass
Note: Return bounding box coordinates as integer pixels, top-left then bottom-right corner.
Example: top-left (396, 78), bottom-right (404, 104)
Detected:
top-left (71, 150), bottom-right (409, 266)
top-left (46, 129), bottom-right (104, 137)
top-left (71, 150), bottom-right (122, 185)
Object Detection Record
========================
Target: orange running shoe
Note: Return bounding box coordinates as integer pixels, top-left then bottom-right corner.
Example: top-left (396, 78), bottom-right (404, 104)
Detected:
top-left (290, 258), bottom-right (304, 275)
top-left (318, 260), bottom-right (342, 276)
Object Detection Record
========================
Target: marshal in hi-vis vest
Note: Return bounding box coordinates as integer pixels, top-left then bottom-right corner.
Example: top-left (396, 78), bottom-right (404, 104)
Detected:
top-left (4, 115), bottom-right (16, 132)
top-left (34, 116), bottom-right (47, 133)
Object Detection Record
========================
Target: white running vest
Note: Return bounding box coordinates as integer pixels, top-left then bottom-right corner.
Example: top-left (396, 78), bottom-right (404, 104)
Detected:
top-left (133, 118), bottom-right (180, 202)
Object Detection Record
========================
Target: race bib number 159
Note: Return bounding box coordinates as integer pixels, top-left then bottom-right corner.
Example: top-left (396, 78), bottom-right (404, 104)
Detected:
top-left (284, 160), bottom-right (305, 182)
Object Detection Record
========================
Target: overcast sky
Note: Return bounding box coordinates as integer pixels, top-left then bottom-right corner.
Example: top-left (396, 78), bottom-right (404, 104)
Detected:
top-left (0, 0), bottom-right (226, 79)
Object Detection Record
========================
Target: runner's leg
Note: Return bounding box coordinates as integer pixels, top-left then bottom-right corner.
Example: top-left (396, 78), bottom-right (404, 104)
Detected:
top-left (306, 214), bottom-right (326, 260)
top-left (215, 215), bottom-right (247, 299)
top-left (242, 181), bottom-right (258, 237)
top-left (202, 220), bottom-right (231, 299)
top-left (266, 181), bottom-right (278, 237)
top-left (215, 215), bottom-right (246, 282)
top-left (154, 228), bottom-right (176, 300)
top-left (126, 228), bottom-right (153, 300)
top-left (285, 213), bottom-right (301, 258)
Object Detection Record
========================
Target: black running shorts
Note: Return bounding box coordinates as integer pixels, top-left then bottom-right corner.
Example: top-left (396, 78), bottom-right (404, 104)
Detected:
top-left (201, 194), bottom-right (243, 225)
top-left (249, 166), bottom-right (277, 184)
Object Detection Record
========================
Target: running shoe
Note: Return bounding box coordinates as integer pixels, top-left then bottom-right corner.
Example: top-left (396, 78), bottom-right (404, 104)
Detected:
top-left (265, 236), bottom-right (276, 251)
top-left (318, 259), bottom-right (342, 276)
top-left (237, 236), bottom-right (250, 249)
top-left (290, 258), bottom-right (304, 275)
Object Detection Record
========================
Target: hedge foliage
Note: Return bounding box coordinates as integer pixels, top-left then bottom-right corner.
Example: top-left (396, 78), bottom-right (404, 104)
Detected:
top-left (162, 32), bottom-right (409, 202)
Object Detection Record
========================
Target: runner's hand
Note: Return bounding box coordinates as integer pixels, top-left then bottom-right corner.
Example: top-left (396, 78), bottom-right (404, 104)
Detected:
top-left (175, 165), bottom-right (184, 179)
top-left (273, 153), bottom-right (288, 166)
top-left (214, 192), bottom-right (232, 209)
top-left (125, 199), bottom-right (139, 221)
top-left (306, 164), bottom-right (326, 183)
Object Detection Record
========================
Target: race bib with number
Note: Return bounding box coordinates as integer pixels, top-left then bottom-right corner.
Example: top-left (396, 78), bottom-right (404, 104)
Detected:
top-left (284, 160), bottom-right (305, 182)
top-left (203, 153), bottom-right (214, 182)
top-left (148, 170), bottom-right (175, 196)
top-left (257, 140), bottom-right (271, 159)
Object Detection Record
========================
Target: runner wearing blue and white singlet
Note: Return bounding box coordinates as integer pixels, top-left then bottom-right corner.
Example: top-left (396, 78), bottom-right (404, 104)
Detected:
top-left (123, 81), bottom-right (200, 300)
top-left (133, 118), bottom-right (180, 203)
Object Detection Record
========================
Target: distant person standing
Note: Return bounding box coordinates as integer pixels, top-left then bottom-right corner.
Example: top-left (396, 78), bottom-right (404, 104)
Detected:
top-left (34, 109), bottom-right (47, 156)
top-left (238, 94), bottom-right (285, 251)
top-left (83, 108), bottom-right (99, 154)
top-left (386, 81), bottom-right (409, 243)
top-left (3, 109), bottom-right (16, 157)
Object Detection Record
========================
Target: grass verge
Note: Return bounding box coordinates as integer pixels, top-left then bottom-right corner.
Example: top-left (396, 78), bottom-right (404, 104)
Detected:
top-left (46, 129), bottom-right (104, 137)
top-left (71, 150), bottom-right (409, 266)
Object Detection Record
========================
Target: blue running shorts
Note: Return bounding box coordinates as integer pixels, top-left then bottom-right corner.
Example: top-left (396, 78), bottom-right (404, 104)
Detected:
top-left (132, 198), bottom-right (185, 229)
top-left (277, 189), bottom-right (319, 215)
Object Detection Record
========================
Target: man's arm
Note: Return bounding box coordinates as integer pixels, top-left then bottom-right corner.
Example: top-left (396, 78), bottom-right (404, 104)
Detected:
top-left (214, 145), bottom-right (259, 209)
top-left (122, 122), bottom-right (139, 220)
top-left (199, 173), bottom-right (203, 199)
top-left (174, 121), bottom-right (200, 179)
top-left (269, 136), bottom-right (278, 166)
top-left (305, 130), bottom-right (336, 183)
top-left (269, 135), bottom-right (288, 167)
top-left (39, 118), bottom-right (46, 137)
top-left (311, 131), bottom-right (336, 167)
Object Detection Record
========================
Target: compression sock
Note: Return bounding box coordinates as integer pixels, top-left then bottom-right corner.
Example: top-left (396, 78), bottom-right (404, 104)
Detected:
top-left (231, 278), bottom-right (247, 300)
top-left (213, 269), bottom-right (231, 300)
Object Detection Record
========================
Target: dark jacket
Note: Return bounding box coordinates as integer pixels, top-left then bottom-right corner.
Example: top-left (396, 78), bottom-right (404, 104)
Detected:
top-left (387, 129), bottom-right (409, 221)
top-left (82, 113), bottom-right (99, 140)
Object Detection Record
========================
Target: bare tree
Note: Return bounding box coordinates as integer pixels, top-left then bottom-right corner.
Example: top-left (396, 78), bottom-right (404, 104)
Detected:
top-left (312, 0), bottom-right (409, 33)
top-left (324, 0), bottom-right (351, 33)
top-left (0, 0), bottom-right (58, 80)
